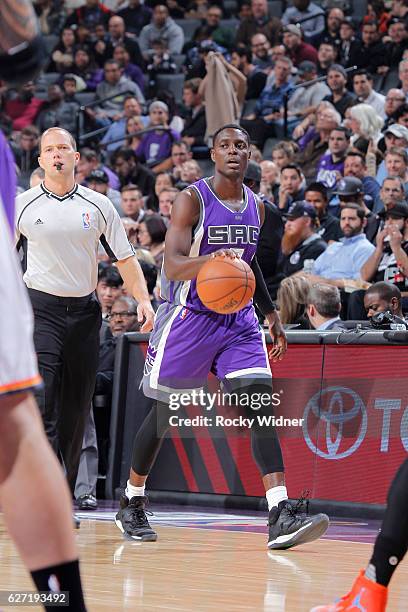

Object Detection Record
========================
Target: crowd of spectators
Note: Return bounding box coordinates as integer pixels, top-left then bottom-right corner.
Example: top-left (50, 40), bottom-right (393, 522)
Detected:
top-left (5, 0), bottom-right (408, 501)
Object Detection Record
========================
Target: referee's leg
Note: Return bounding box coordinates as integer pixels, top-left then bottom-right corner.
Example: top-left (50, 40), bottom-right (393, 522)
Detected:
top-left (59, 297), bottom-right (101, 492)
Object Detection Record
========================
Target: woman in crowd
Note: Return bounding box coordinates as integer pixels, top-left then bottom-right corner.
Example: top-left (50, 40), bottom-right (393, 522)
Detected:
top-left (145, 172), bottom-right (175, 212)
top-left (347, 103), bottom-right (384, 150)
top-left (49, 27), bottom-right (77, 72)
top-left (126, 115), bottom-right (145, 151)
top-left (277, 275), bottom-right (312, 329)
top-left (137, 214), bottom-right (168, 270)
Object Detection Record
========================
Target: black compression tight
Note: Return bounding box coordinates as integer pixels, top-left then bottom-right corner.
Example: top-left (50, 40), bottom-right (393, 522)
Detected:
top-left (368, 458), bottom-right (408, 586)
top-left (131, 384), bottom-right (285, 478)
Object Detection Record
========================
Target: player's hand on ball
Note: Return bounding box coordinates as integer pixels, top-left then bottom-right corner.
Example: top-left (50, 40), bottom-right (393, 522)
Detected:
top-left (138, 300), bottom-right (155, 332)
top-left (211, 249), bottom-right (239, 259)
top-left (266, 311), bottom-right (287, 362)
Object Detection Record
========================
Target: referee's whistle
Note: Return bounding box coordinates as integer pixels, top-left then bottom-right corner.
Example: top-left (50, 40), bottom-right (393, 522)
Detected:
top-left (55, 163), bottom-right (62, 171)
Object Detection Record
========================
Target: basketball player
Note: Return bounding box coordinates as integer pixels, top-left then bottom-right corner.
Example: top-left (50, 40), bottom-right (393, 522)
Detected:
top-left (115, 124), bottom-right (329, 549)
top-left (0, 0), bottom-right (87, 608)
top-left (312, 458), bottom-right (408, 611)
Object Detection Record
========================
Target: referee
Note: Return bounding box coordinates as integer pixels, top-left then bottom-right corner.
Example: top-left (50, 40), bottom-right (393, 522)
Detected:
top-left (15, 127), bottom-right (154, 492)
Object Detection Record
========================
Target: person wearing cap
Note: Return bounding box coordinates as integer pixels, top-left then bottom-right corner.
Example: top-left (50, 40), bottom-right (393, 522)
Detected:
top-left (286, 61), bottom-right (330, 122)
top-left (87, 168), bottom-right (122, 213)
top-left (352, 70), bottom-right (385, 119)
top-left (331, 175), bottom-right (374, 215)
top-left (361, 202), bottom-right (408, 294)
top-left (282, 24), bottom-right (318, 66)
top-left (304, 203), bottom-right (375, 288)
top-left (322, 64), bottom-right (356, 118)
top-left (135, 100), bottom-right (181, 173)
top-left (236, 0), bottom-right (282, 48)
top-left (281, 0), bottom-right (325, 40)
top-left (244, 161), bottom-right (284, 289)
top-left (375, 124), bottom-right (408, 186)
top-left (277, 201), bottom-right (327, 281)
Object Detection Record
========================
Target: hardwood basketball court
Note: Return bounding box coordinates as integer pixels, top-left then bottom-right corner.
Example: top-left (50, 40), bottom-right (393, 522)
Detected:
top-left (0, 505), bottom-right (407, 611)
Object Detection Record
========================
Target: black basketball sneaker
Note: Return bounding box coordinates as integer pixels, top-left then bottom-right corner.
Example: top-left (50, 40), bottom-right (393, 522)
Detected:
top-left (115, 495), bottom-right (157, 541)
top-left (267, 500), bottom-right (329, 550)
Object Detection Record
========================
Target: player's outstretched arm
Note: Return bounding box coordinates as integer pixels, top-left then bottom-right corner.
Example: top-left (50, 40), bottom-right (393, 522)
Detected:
top-left (164, 189), bottom-right (211, 281)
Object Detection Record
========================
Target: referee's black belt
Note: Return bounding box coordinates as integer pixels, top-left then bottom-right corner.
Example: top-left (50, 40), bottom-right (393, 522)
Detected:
top-left (27, 288), bottom-right (96, 307)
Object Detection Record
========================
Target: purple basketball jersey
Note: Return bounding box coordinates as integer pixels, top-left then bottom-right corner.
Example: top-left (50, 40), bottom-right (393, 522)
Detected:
top-left (160, 177), bottom-right (260, 312)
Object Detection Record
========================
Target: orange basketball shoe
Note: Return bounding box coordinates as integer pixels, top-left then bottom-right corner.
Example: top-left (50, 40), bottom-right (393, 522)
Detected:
top-left (310, 570), bottom-right (388, 612)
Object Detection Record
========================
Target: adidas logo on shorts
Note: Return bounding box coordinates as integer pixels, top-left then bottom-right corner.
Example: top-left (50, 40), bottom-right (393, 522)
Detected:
top-left (34, 218), bottom-right (44, 225)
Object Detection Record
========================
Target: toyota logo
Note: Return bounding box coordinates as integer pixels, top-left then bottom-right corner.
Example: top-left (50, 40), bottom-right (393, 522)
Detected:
top-left (302, 386), bottom-right (367, 459)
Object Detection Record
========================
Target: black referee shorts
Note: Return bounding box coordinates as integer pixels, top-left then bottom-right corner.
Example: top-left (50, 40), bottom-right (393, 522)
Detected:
top-left (28, 289), bottom-right (101, 493)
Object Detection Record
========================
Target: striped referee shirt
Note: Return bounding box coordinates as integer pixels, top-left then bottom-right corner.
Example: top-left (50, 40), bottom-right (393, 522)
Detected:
top-left (15, 182), bottom-right (134, 297)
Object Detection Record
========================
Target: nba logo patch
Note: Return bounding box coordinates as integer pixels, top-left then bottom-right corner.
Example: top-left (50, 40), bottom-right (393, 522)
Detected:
top-left (180, 308), bottom-right (188, 320)
top-left (82, 212), bottom-right (91, 229)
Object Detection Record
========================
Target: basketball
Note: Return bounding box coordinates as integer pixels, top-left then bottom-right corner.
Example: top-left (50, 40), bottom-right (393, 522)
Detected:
top-left (196, 256), bottom-right (256, 314)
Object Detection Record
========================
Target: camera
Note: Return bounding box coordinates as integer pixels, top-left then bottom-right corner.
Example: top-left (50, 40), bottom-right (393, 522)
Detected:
top-left (370, 310), bottom-right (408, 330)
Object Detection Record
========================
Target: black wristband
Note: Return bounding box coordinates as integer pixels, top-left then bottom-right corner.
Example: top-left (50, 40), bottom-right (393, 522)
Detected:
top-left (251, 256), bottom-right (276, 315)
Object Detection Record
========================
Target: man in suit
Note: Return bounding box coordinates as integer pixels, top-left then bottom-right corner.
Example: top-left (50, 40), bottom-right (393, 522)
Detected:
top-left (306, 283), bottom-right (346, 330)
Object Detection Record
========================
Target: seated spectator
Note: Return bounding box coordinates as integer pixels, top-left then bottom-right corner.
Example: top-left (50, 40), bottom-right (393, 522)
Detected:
top-left (356, 20), bottom-right (387, 75)
top-left (36, 84), bottom-right (79, 134)
top-left (306, 204), bottom-right (376, 288)
top-left (35, 0), bottom-right (66, 36)
top-left (3, 81), bottom-right (44, 131)
top-left (49, 27), bottom-right (76, 73)
top-left (176, 160), bottom-right (202, 188)
top-left (69, 47), bottom-right (103, 92)
top-left (10, 126), bottom-right (40, 188)
top-left (236, 0), bottom-right (282, 48)
top-left (296, 105), bottom-right (341, 183)
top-left (287, 61), bottom-right (330, 126)
top-left (364, 281), bottom-right (404, 319)
top-left (139, 5), bottom-right (184, 60)
top-left (250, 33), bottom-right (274, 72)
top-left (169, 141), bottom-right (192, 181)
top-left (384, 18), bottom-right (408, 69)
top-left (155, 89), bottom-right (184, 134)
top-left (96, 265), bottom-right (123, 319)
top-left (384, 89), bottom-right (406, 129)
top-left (352, 70), bottom-right (385, 118)
top-left (344, 151), bottom-right (381, 207)
top-left (383, 147), bottom-right (408, 195)
top-left (394, 103), bottom-right (408, 128)
top-left (230, 47), bottom-right (267, 100)
top-left (278, 201), bottom-right (327, 280)
top-left (277, 164), bottom-right (305, 213)
top-left (311, 8), bottom-right (343, 50)
top-left (241, 56), bottom-right (294, 149)
top-left (65, 0), bottom-right (112, 29)
top-left (282, 0), bottom-right (325, 41)
top-left (272, 141), bottom-right (299, 171)
top-left (92, 59), bottom-right (144, 126)
top-left (93, 16), bottom-right (145, 67)
top-left (146, 39), bottom-right (178, 97)
top-left (398, 58), bottom-right (408, 100)
top-left (113, 45), bottom-right (145, 96)
top-left (136, 101), bottom-right (180, 172)
top-left (145, 171), bottom-right (175, 211)
top-left (137, 213), bottom-right (167, 269)
top-left (62, 74), bottom-right (83, 103)
top-left (192, 5), bottom-right (235, 50)
top-left (86, 169), bottom-right (121, 213)
top-left (277, 275), bottom-right (311, 329)
top-left (347, 103), bottom-right (384, 150)
top-left (125, 115), bottom-right (145, 151)
top-left (75, 147), bottom-right (120, 190)
top-left (361, 202), bottom-right (408, 299)
top-left (338, 18), bottom-right (362, 70)
top-left (316, 126), bottom-right (349, 189)
top-left (111, 147), bottom-right (155, 194)
top-left (374, 176), bottom-right (407, 219)
top-left (306, 284), bottom-right (346, 330)
top-left (158, 187), bottom-right (178, 220)
top-left (117, 0), bottom-right (152, 36)
top-left (181, 79), bottom-right (207, 150)
top-left (101, 96), bottom-right (147, 153)
top-left (30, 167), bottom-right (45, 188)
top-left (322, 64), bottom-right (356, 118)
top-left (120, 184), bottom-right (146, 223)
top-left (305, 182), bottom-right (343, 243)
top-left (375, 124), bottom-right (408, 186)
top-left (260, 160), bottom-right (279, 201)
top-left (316, 42), bottom-right (337, 77)
top-left (331, 176), bottom-right (375, 229)
top-left (282, 25), bottom-right (318, 67)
